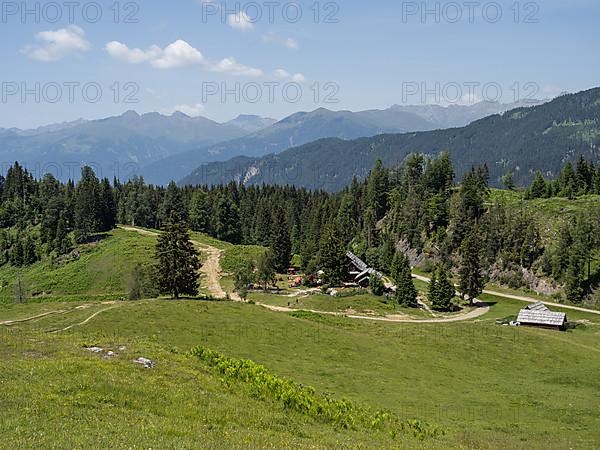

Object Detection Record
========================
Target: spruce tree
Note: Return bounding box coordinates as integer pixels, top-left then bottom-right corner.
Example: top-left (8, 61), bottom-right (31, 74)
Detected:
top-left (335, 193), bottom-right (357, 244)
top-left (189, 189), bottom-right (211, 233)
top-left (214, 194), bottom-right (241, 244)
top-left (502, 171), bottom-right (515, 191)
top-left (160, 182), bottom-right (187, 225)
top-left (451, 167), bottom-right (489, 248)
top-left (459, 232), bottom-right (485, 305)
top-left (391, 251), bottom-right (418, 307)
top-left (433, 266), bottom-right (455, 311)
top-left (22, 235), bottom-right (37, 265)
top-left (55, 214), bottom-right (72, 255)
top-left (9, 238), bottom-right (24, 267)
top-left (370, 273), bottom-right (385, 296)
top-left (318, 225), bottom-right (347, 286)
top-left (99, 178), bottom-right (116, 232)
top-left (575, 156), bottom-right (592, 194)
top-left (366, 159), bottom-right (389, 221)
top-left (552, 222), bottom-right (573, 279)
top-left (41, 195), bottom-right (63, 252)
top-left (565, 257), bottom-right (585, 303)
top-left (74, 166), bottom-right (101, 243)
top-left (155, 212), bottom-right (201, 299)
top-left (529, 171), bottom-right (547, 199)
top-left (560, 162), bottom-right (577, 199)
top-left (254, 199), bottom-right (273, 245)
top-left (270, 206), bottom-right (292, 273)
top-left (594, 166), bottom-right (600, 195)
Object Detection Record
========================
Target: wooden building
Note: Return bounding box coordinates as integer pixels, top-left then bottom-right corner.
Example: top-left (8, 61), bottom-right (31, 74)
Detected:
top-left (516, 302), bottom-right (568, 330)
top-left (346, 251), bottom-right (382, 287)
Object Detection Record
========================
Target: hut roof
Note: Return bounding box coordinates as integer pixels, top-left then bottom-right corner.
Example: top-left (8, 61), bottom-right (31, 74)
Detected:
top-left (517, 302), bottom-right (567, 327)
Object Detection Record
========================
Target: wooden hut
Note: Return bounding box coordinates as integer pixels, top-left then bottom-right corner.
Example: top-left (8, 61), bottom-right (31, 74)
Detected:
top-left (516, 302), bottom-right (567, 330)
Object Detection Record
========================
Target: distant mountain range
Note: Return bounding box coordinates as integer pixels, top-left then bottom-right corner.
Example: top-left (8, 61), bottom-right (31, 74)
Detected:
top-left (0, 99), bottom-right (547, 183)
top-left (142, 99), bottom-right (546, 184)
top-left (180, 89), bottom-right (600, 191)
top-left (0, 111), bottom-right (261, 181)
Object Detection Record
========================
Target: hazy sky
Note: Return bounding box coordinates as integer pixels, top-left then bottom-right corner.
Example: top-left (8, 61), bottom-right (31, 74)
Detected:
top-left (1, 0), bottom-right (599, 128)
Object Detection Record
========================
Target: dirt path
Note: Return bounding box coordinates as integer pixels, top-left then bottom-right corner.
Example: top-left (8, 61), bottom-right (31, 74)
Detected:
top-left (1, 310), bottom-right (64, 326)
top-left (412, 273), bottom-right (600, 316)
top-left (51, 304), bottom-right (122, 333)
top-left (254, 300), bottom-right (490, 323)
top-left (199, 245), bottom-right (230, 300)
top-left (119, 226), bottom-right (236, 300)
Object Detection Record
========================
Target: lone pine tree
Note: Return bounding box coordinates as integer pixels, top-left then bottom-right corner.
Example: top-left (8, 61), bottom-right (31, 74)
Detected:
top-left (430, 266), bottom-right (455, 311)
top-left (155, 213), bottom-right (201, 299)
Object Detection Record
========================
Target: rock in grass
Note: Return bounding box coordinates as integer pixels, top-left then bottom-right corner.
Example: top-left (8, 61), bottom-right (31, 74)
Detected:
top-left (134, 357), bottom-right (155, 369)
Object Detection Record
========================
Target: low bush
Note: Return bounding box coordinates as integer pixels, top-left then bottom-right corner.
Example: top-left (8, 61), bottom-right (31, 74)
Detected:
top-left (191, 346), bottom-right (444, 440)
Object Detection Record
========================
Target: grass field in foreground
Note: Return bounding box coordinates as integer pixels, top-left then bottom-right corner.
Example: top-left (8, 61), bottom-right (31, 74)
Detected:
top-left (1, 297), bottom-right (599, 449)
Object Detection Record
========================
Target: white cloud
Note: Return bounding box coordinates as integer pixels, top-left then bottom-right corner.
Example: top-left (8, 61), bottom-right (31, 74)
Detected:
top-left (273, 69), bottom-right (306, 83)
top-left (211, 58), bottom-right (263, 77)
top-left (152, 40), bottom-right (204, 69)
top-left (227, 11), bottom-right (254, 31)
top-left (284, 38), bottom-right (299, 49)
top-left (291, 73), bottom-right (306, 83)
top-left (106, 40), bottom-right (203, 69)
top-left (22, 25), bottom-right (90, 62)
top-left (262, 33), bottom-right (299, 49)
top-left (106, 41), bottom-right (159, 64)
top-left (106, 39), bottom-right (265, 77)
top-left (274, 69), bottom-right (291, 79)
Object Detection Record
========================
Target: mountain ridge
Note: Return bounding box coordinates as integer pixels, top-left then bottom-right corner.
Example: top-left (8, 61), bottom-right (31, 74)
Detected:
top-left (179, 88), bottom-right (600, 191)
top-left (143, 99), bottom-right (546, 184)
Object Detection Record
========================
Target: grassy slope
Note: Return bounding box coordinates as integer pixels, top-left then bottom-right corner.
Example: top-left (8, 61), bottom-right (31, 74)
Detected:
top-left (0, 228), bottom-right (265, 304)
top-left (0, 229), bottom-right (157, 304)
top-left (2, 228), bottom-right (600, 448)
top-left (0, 308), bottom-right (403, 448)
top-left (490, 190), bottom-right (600, 241)
top-left (1, 299), bottom-right (599, 449)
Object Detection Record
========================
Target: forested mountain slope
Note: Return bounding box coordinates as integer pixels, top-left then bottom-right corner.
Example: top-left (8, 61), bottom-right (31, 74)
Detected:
top-left (180, 88), bottom-right (600, 191)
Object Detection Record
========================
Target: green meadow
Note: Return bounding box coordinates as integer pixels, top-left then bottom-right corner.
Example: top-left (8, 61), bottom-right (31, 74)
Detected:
top-left (1, 228), bottom-right (599, 449)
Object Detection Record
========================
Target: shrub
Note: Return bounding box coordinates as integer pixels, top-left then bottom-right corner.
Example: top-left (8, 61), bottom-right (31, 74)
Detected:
top-left (191, 346), bottom-right (444, 439)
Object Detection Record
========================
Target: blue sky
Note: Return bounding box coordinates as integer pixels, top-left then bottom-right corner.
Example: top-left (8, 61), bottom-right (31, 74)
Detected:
top-left (1, 0), bottom-right (599, 128)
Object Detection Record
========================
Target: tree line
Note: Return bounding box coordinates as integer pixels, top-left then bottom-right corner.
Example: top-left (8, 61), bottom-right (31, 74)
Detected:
top-left (1, 152), bottom-right (599, 304)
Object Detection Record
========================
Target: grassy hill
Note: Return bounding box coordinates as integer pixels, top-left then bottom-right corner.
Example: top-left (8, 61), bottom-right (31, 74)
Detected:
top-left (0, 227), bottom-right (265, 304)
top-left (2, 227), bottom-right (600, 448)
top-left (0, 229), bottom-right (157, 304)
top-left (1, 298), bottom-right (599, 448)
top-left (490, 191), bottom-right (600, 239)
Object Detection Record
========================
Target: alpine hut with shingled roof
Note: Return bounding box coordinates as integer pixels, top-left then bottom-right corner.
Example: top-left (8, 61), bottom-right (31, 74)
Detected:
top-left (516, 302), bottom-right (568, 330)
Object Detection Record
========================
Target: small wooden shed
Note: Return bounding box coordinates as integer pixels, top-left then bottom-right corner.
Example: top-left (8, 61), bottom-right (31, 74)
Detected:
top-left (516, 302), bottom-right (567, 330)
